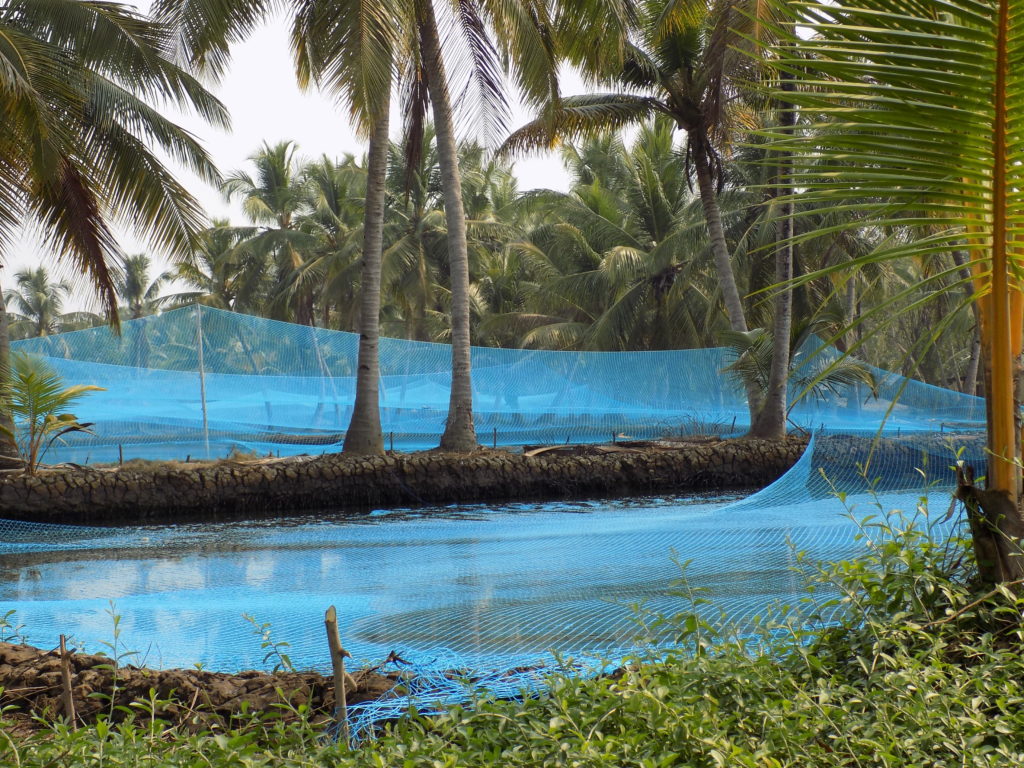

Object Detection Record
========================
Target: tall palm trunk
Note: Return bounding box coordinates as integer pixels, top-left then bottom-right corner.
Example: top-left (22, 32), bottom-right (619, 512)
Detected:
top-left (343, 107), bottom-right (390, 455)
top-left (420, 0), bottom-right (477, 452)
top-left (691, 134), bottom-right (747, 334)
top-left (691, 131), bottom-right (761, 420)
top-left (749, 77), bottom-right (796, 439)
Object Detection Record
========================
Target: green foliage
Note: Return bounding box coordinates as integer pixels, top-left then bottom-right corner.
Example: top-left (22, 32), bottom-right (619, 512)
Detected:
top-left (243, 614), bottom-right (296, 673)
top-left (0, 610), bottom-right (25, 644)
top-left (0, 353), bottom-right (104, 474)
top-left (7, 509), bottom-right (1024, 766)
top-left (720, 324), bottom-right (878, 411)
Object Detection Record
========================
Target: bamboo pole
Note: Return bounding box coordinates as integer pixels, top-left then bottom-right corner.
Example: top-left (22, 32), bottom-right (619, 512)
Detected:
top-left (988, 0), bottom-right (1016, 498)
top-left (59, 634), bottom-right (76, 727)
top-left (324, 606), bottom-right (351, 743)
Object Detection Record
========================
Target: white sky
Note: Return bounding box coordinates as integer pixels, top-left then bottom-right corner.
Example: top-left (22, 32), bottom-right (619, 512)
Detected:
top-left (9, 12), bottom-right (576, 303)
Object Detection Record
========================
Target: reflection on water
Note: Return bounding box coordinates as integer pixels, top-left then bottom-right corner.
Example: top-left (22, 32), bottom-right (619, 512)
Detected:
top-left (0, 489), bottom-right (886, 673)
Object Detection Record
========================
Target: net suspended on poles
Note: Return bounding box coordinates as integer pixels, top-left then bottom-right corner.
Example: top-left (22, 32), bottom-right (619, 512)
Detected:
top-left (9, 305), bottom-right (985, 463)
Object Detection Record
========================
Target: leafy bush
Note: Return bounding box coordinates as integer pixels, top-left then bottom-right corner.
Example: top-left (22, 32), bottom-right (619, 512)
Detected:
top-left (0, 353), bottom-right (104, 473)
top-left (5, 507), bottom-right (1024, 766)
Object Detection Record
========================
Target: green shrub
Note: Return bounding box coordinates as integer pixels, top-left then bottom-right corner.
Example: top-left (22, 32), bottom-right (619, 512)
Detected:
top-left (0, 353), bottom-right (104, 474)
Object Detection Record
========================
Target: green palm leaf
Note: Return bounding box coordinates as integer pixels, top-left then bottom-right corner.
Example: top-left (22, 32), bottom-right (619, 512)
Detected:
top-left (760, 0), bottom-right (1024, 557)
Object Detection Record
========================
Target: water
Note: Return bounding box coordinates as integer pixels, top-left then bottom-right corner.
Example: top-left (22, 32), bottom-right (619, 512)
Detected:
top-left (0, 494), bottom-right (752, 672)
top-left (0, 469), bottom-right (959, 678)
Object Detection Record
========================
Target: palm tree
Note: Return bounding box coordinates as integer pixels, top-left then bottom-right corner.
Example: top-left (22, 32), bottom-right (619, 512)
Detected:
top-left (379, 131), bottom-right (519, 344)
top-left (506, 123), bottom-right (723, 350)
top-left (156, 0), bottom-right (401, 454)
top-left (293, 3), bottom-right (399, 454)
top-left (159, 0), bottom-right (557, 453)
top-left (3, 268), bottom-right (95, 339)
top-left (504, 0), bottom-right (766, 418)
top-left (381, 126), bottom-right (450, 343)
top-left (760, 0), bottom-right (1024, 583)
top-left (221, 141), bottom-right (321, 324)
top-left (0, 0), bottom-right (227, 464)
top-left (116, 255), bottom-right (175, 320)
top-left (298, 154), bottom-right (366, 330)
top-left (172, 220), bottom-right (247, 311)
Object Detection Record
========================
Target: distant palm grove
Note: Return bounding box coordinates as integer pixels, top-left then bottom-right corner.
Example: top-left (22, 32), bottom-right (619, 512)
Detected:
top-left (10, 126), bottom-right (977, 395)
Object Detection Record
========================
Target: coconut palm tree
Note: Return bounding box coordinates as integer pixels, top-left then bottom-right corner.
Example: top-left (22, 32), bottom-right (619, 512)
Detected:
top-left (397, 0), bottom-right (557, 451)
top-left (158, 0), bottom-right (557, 452)
top-left (0, 0), bottom-right (227, 464)
top-left (759, 0), bottom-right (1024, 583)
top-left (155, 0), bottom-right (401, 453)
top-left (506, 123), bottom-right (724, 350)
top-left (3, 268), bottom-right (98, 339)
top-left (172, 220), bottom-right (248, 311)
top-left (504, 0), bottom-right (767, 418)
top-left (221, 141), bottom-right (322, 324)
top-left (116, 254), bottom-right (175, 320)
top-left (297, 154), bottom-right (367, 330)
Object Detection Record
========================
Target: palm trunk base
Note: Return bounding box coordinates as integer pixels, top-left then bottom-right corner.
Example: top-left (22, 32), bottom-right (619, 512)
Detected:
top-left (746, 406), bottom-right (786, 440)
top-left (956, 466), bottom-right (1024, 585)
top-left (439, 407), bottom-right (477, 453)
top-left (342, 413), bottom-right (384, 455)
top-left (0, 433), bottom-right (22, 470)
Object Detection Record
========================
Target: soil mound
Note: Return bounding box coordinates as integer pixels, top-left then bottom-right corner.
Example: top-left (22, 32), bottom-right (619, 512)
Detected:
top-left (0, 640), bottom-right (395, 731)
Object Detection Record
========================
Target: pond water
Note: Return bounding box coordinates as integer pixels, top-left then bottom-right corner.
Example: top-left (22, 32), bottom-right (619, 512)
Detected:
top-left (1, 494), bottom-right (742, 671)
top-left (0, 465), bottom-right (950, 676)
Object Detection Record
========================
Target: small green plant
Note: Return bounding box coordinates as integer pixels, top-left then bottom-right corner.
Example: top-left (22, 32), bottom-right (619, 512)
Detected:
top-left (93, 601), bottom-right (140, 720)
top-left (720, 325), bottom-right (878, 413)
top-left (0, 609), bottom-right (26, 643)
top-left (243, 614), bottom-right (295, 673)
top-left (0, 353), bottom-right (104, 474)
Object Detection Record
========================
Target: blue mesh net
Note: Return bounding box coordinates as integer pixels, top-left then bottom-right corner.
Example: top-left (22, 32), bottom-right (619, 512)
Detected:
top-left (9, 306), bottom-right (984, 461)
top-left (0, 307), bottom-right (986, 733)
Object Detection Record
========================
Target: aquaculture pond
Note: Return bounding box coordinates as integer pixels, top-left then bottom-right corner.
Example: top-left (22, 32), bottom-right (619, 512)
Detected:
top-left (0, 439), bottom-right (961, 682)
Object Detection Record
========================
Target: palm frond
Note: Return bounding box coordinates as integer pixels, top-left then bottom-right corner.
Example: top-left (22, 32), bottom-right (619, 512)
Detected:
top-left (499, 94), bottom-right (664, 156)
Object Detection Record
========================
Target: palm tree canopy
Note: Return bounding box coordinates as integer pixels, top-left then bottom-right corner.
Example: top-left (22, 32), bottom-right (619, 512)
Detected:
top-left (0, 0), bottom-right (229, 321)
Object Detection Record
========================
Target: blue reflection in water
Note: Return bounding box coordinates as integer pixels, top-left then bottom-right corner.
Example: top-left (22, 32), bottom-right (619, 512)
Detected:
top-left (0, 487), bottom-right (947, 674)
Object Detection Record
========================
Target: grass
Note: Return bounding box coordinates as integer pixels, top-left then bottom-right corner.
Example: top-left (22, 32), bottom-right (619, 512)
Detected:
top-left (4, 507), bottom-right (1024, 766)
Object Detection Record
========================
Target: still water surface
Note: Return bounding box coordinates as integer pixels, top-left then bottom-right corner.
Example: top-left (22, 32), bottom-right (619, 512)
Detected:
top-left (0, 489), bottom-right (872, 672)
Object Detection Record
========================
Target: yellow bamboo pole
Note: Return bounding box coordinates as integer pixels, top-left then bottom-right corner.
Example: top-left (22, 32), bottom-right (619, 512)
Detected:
top-left (988, 0), bottom-right (1015, 497)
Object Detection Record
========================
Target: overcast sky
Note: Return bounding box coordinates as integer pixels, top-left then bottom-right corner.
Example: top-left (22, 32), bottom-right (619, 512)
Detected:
top-left (9, 12), bottom-right (576, 301)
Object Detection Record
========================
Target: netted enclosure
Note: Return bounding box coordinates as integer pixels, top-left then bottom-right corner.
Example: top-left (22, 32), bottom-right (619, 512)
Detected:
top-left (10, 306), bottom-right (985, 462)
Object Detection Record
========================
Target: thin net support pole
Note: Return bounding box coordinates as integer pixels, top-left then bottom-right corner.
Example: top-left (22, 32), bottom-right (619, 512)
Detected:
top-left (196, 304), bottom-right (210, 459)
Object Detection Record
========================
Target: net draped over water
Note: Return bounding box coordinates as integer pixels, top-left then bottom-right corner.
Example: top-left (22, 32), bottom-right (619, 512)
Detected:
top-left (0, 307), bottom-right (988, 729)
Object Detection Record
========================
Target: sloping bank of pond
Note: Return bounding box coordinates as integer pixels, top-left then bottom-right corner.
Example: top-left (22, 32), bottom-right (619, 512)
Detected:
top-left (0, 436), bottom-right (808, 525)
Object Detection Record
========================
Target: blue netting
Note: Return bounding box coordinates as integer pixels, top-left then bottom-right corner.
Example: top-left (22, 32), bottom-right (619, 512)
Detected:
top-left (9, 306), bottom-right (984, 462)
top-left (0, 308), bottom-right (987, 734)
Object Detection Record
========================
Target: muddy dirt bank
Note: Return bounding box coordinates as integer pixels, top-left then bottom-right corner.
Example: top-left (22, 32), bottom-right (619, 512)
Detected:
top-left (0, 437), bottom-right (809, 525)
top-left (0, 639), bottom-right (392, 731)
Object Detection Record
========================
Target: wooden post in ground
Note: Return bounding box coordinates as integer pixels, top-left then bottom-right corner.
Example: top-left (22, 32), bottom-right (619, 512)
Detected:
top-left (324, 606), bottom-right (351, 743)
top-left (59, 635), bottom-right (76, 727)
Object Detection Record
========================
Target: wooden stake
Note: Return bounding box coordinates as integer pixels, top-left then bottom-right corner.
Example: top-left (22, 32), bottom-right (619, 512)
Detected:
top-left (324, 606), bottom-right (351, 743)
top-left (59, 635), bottom-right (76, 728)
